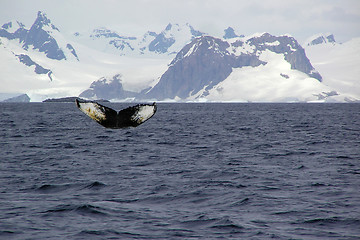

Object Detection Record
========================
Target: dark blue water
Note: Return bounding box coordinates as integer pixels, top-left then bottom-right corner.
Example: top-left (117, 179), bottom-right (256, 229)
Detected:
top-left (0, 103), bottom-right (359, 239)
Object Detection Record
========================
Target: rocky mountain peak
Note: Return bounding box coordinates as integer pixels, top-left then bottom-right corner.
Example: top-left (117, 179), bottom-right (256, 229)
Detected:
top-left (169, 36), bottom-right (230, 66)
top-left (165, 23), bottom-right (173, 31)
top-left (32, 11), bottom-right (59, 31)
top-left (0, 10), bottom-right (81, 87)
top-left (0, 13), bottom-right (65, 60)
top-left (223, 27), bottom-right (244, 39)
top-left (20, 12), bottom-right (65, 60)
top-left (147, 36), bottom-right (235, 99)
top-left (147, 23), bottom-right (204, 54)
top-left (2, 22), bottom-right (12, 30)
top-left (305, 33), bottom-right (336, 46)
top-left (90, 27), bottom-right (136, 40)
top-left (244, 33), bottom-right (322, 81)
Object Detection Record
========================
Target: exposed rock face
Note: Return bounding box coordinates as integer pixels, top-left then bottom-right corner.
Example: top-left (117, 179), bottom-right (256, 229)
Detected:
top-left (146, 33), bottom-right (322, 100)
top-left (66, 44), bottom-right (79, 61)
top-left (79, 74), bottom-right (137, 100)
top-left (223, 27), bottom-right (244, 39)
top-left (148, 29), bottom-right (176, 53)
top-left (146, 36), bottom-right (265, 99)
top-left (307, 33), bottom-right (336, 46)
top-left (16, 54), bottom-right (53, 80)
top-left (247, 33), bottom-right (322, 80)
top-left (23, 11), bottom-right (66, 60)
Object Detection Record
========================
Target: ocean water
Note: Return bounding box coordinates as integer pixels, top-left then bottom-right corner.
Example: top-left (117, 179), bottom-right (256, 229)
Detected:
top-left (0, 102), bottom-right (359, 240)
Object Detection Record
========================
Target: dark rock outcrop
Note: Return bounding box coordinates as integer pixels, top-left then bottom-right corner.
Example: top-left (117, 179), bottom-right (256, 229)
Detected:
top-left (307, 34), bottom-right (336, 46)
top-left (16, 54), bottom-right (53, 80)
top-left (223, 27), bottom-right (244, 39)
top-left (42, 97), bottom-right (109, 103)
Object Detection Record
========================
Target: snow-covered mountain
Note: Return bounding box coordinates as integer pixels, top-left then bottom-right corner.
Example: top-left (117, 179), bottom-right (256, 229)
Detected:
top-left (0, 11), bottom-right (169, 101)
top-left (72, 23), bottom-right (204, 56)
top-left (0, 11), bottom-right (81, 97)
top-left (304, 34), bottom-right (360, 100)
top-left (79, 74), bottom-right (137, 101)
top-left (144, 33), bottom-right (333, 102)
top-left (0, 12), bottom-right (78, 61)
top-left (0, 11), bottom-right (77, 84)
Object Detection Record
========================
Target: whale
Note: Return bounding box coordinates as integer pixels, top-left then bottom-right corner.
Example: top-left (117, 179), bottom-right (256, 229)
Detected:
top-left (75, 99), bottom-right (157, 129)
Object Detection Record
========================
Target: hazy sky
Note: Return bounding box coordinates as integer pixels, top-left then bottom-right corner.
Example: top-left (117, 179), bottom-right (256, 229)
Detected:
top-left (1, 0), bottom-right (359, 43)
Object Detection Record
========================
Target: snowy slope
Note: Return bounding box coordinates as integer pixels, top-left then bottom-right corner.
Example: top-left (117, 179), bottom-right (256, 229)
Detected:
top-left (304, 36), bottom-right (360, 100)
top-left (202, 51), bottom-right (336, 102)
top-left (202, 35), bottom-right (360, 103)
top-left (0, 38), bottom-right (169, 101)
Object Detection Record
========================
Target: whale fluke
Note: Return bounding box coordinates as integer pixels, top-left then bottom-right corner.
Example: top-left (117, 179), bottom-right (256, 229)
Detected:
top-left (75, 99), bottom-right (157, 129)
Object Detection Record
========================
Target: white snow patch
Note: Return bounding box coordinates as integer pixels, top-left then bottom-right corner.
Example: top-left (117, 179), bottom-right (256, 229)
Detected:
top-left (265, 40), bottom-right (280, 46)
top-left (227, 41), bottom-right (256, 56)
top-left (242, 32), bottom-right (268, 41)
top-left (184, 43), bottom-right (198, 58)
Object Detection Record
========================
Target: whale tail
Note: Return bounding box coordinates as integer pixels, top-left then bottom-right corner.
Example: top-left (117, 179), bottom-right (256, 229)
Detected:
top-left (75, 99), bottom-right (157, 129)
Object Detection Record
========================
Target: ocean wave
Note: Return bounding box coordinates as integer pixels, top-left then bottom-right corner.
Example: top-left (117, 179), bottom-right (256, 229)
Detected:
top-left (76, 229), bottom-right (142, 238)
top-left (299, 217), bottom-right (360, 227)
top-left (181, 215), bottom-right (244, 234)
top-left (44, 204), bottom-right (107, 216)
top-left (34, 181), bottom-right (106, 193)
top-left (0, 230), bottom-right (23, 237)
top-left (83, 181), bottom-right (107, 189)
top-left (35, 183), bottom-right (76, 193)
top-left (209, 217), bottom-right (244, 233)
top-left (230, 197), bottom-right (250, 206)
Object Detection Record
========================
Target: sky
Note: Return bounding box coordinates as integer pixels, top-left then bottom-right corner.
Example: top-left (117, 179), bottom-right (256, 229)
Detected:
top-left (0, 0), bottom-right (359, 43)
